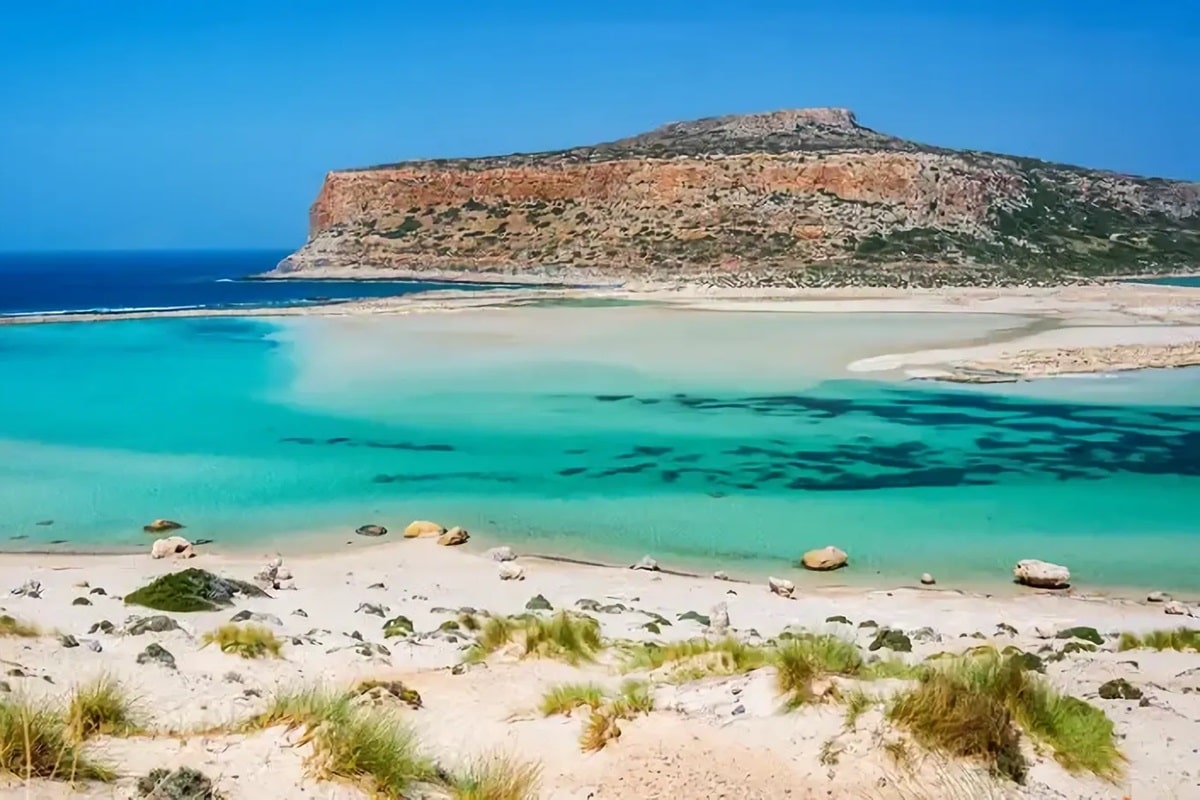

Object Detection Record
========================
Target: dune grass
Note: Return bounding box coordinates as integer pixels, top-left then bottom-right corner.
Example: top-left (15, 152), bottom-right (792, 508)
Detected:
top-left (610, 679), bottom-right (654, 717)
top-left (450, 753), bottom-right (541, 800)
top-left (841, 688), bottom-right (876, 731)
top-left (0, 615), bottom-right (40, 638)
top-left (772, 634), bottom-right (866, 709)
top-left (887, 652), bottom-right (1123, 783)
top-left (66, 676), bottom-right (142, 741)
top-left (621, 637), bottom-right (771, 682)
top-left (201, 623), bottom-right (284, 659)
top-left (248, 686), bottom-right (436, 798)
top-left (466, 612), bottom-right (602, 665)
top-left (539, 683), bottom-right (606, 717)
top-left (0, 696), bottom-right (114, 783)
top-left (1117, 627), bottom-right (1200, 652)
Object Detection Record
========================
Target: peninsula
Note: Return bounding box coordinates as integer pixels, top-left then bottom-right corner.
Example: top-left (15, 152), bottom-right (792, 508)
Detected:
top-left (278, 108), bottom-right (1200, 288)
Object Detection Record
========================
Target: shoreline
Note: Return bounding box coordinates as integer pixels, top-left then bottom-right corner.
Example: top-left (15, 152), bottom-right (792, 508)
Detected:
top-left (3, 279), bottom-right (1200, 381)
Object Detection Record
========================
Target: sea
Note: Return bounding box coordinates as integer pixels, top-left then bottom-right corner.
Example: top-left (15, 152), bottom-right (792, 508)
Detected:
top-left (1, 252), bottom-right (1198, 593)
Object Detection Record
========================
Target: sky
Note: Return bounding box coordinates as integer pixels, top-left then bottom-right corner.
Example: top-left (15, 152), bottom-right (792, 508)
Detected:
top-left (1, 1), bottom-right (1198, 251)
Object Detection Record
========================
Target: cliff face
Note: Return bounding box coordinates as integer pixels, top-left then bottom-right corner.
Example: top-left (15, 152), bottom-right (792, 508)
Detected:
top-left (280, 109), bottom-right (1200, 287)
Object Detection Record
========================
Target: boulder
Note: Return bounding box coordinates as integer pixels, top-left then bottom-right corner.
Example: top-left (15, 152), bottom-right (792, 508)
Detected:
top-left (403, 520), bottom-right (445, 539)
top-left (487, 546), bottom-right (517, 562)
top-left (136, 643), bottom-right (176, 669)
top-left (1098, 678), bottom-right (1143, 700)
top-left (143, 519), bottom-right (184, 533)
top-left (631, 555), bottom-right (660, 572)
top-left (437, 527), bottom-right (469, 546)
top-left (355, 524), bottom-right (388, 537)
top-left (150, 536), bottom-right (194, 560)
top-left (713, 570), bottom-right (730, 581)
top-left (126, 615), bottom-right (182, 635)
top-left (498, 562), bottom-right (525, 581)
top-left (767, 576), bottom-right (795, 598)
top-left (1147, 591), bottom-right (1171, 603)
top-left (1013, 559), bottom-right (1070, 589)
top-left (920, 573), bottom-right (936, 586)
top-left (1164, 600), bottom-right (1192, 616)
top-left (800, 546), bottom-right (848, 571)
top-left (868, 628), bottom-right (913, 653)
top-left (525, 594), bottom-right (553, 611)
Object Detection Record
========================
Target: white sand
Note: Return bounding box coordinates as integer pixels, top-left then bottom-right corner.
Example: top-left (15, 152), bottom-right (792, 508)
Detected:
top-left (1, 535), bottom-right (1198, 799)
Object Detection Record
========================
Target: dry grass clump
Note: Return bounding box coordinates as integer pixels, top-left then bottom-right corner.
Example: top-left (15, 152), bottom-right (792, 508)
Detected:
top-left (887, 652), bottom-right (1123, 783)
top-left (201, 623), bottom-right (283, 659)
top-left (773, 634), bottom-right (867, 709)
top-left (248, 687), bottom-right (435, 798)
top-left (1117, 627), bottom-right (1200, 652)
top-left (621, 637), bottom-right (770, 682)
top-left (539, 683), bottom-right (605, 717)
top-left (466, 612), bottom-right (602, 665)
top-left (0, 615), bottom-right (40, 637)
top-left (67, 675), bottom-right (142, 741)
top-left (0, 696), bottom-right (114, 783)
top-left (450, 752), bottom-right (541, 800)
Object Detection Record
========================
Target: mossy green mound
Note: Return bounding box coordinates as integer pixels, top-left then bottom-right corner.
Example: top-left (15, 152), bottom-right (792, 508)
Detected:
top-left (124, 568), bottom-right (268, 613)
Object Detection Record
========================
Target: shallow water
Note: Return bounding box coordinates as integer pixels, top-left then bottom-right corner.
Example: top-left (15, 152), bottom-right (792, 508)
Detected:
top-left (1, 308), bottom-right (1197, 592)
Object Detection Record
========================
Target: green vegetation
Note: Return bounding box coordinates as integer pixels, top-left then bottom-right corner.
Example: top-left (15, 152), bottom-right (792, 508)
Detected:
top-left (611, 680), bottom-right (655, 717)
top-left (67, 675), bottom-right (142, 740)
top-left (1117, 628), bottom-right (1200, 652)
top-left (0, 614), bottom-right (39, 637)
top-left (620, 637), bottom-right (770, 682)
top-left (887, 652), bottom-right (1123, 783)
top-left (450, 753), bottom-right (541, 800)
top-left (539, 683), bottom-right (606, 717)
top-left (773, 635), bottom-right (864, 709)
top-left (201, 624), bottom-right (284, 659)
top-left (248, 687), bottom-right (436, 798)
top-left (0, 696), bottom-right (114, 782)
top-left (465, 612), bottom-right (603, 665)
top-left (841, 688), bottom-right (876, 731)
top-left (124, 568), bottom-right (266, 613)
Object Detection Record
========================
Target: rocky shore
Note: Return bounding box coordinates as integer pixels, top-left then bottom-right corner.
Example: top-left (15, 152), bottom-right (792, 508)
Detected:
top-left (1, 525), bottom-right (1198, 799)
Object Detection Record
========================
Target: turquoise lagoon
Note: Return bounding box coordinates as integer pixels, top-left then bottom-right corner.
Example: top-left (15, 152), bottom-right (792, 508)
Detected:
top-left (1, 306), bottom-right (1198, 592)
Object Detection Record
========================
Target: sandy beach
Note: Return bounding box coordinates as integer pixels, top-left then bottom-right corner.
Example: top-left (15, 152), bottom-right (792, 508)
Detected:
top-left (1, 530), bottom-right (1198, 799)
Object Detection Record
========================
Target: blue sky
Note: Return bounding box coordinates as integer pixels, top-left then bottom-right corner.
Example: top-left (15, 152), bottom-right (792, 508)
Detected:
top-left (2, 1), bottom-right (1197, 251)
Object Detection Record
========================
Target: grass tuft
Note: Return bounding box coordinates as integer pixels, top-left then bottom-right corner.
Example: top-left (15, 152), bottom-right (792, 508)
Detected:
top-left (0, 696), bottom-right (114, 782)
top-left (621, 637), bottom-right (770, 682)
top-left (611, 679), bottom-right (654, 717)
top-left (772, 635), bottom-right (863, 709)
top-left (579, 707), bottom-right (622, 753)
top-left (841, 688), bottom-right (875, 731)
top-left (67, 675), bottom-right (142, 741)
top-left (539, 683), bottom-right (605, 717)
top-left (1117, 628), bottom-right (1200, 652)
top-left (887, 652), bottom-right (1123, 783)
top-left (0, 615), bottom-right (39, 637)
top-left (451, 752), bottom-right (541, 800)
top-left (201, 623), bottom-right (283, 659)
top-left (467, 612), bottom-right (602, 665)
top-left (248, 686), bottom-right (436, 798)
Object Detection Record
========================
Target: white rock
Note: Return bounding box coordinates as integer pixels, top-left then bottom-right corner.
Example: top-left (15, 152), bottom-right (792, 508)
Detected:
top-left (274, 567), bottom-right (293, 581)
top-left (708, 602), bottom-right (730, 635)
top-left (268, 556), bottom-right (284, 569)
top-left (487, 546), bottom-right (517, 562)
top-left (631, 555), bottom-right (660, 571)
top-left (713, 570), bottom-right (730, 581)
top-left (1164, 600), bottom-right (1192, 616)
top-left (9, 579), bottom-right (42, 598)
top-left (767, 576), bottom-right (795, 598)
top-left (498, 562), bottom-right (525, 581)
top-left (1147, 591), bottom-right (1171, 603)
top-left (920, 573), bottom-right (936, 585)
top-left (150, 536), bottom-right (194, 560)
top-left (1013, 559), bottom-right (1070, 589)
top-left (276, 579), bottom-right (297, 591)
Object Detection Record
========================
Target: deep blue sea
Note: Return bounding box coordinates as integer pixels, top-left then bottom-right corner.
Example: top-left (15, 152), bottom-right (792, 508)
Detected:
top-left (0, 250), bottom-right (493, 317)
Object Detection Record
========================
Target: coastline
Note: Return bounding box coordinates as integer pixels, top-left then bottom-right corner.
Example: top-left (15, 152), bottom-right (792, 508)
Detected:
top-left (2, 534), bottom-right (1197, 798)
top-left (5, 279), bottom-right (1200, 383)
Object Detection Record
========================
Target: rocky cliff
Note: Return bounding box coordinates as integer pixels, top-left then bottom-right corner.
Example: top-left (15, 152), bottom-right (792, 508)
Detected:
top-left (278, 109), bottom-right (1200, 287)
